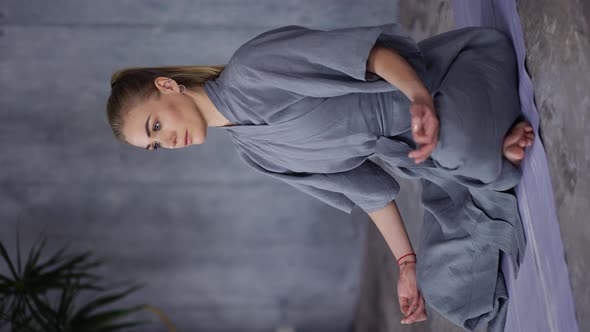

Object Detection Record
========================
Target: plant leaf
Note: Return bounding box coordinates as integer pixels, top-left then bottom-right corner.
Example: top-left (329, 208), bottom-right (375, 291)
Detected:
top-left (56, 281), bottom-right (78, 325)
top-left (71, 305), bottom-right (147, 330)
top-left (71, 284), bottom-right (144, 322)
top-left (10, 315), bottom-right (43, 332)
top-left (23, 294), bottom-right (57, 332)
top-left (16, 227), bottom-right (22, 276)
top-left (25, 237), bottom-right (49, 275)
top-left (0, 240), bottom-right (18, 279)
top-left (28, 245), bottom-right (63, 275)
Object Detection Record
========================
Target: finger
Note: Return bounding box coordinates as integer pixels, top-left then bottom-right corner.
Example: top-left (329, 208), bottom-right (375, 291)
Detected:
top-left (412, 126), bottom-right (429, 147)
top-left (411, 113), bottom-right (423, 134)
top-left (409, 294), bottom-right (419, 314)
top-left (420, 142), bottom-right (436, 161)
top-left (403, 293), bottom-right (426, 324)
top-left (416, 295), bottom-right (428, 322)
top-left (423, 116), bottom-right (438, 145)
top-left (409, 140), bottom-right (432, 156)
top-left (411, 114), bottom-right (424, 133)
top-left (413, 130), bottom-right (431, 145)
top-left (410, 121), bottom-right (439, 161)
top-left (410, 103), bottom-right (426, 119)
top-left (407, 291), bottom-right (423, 317)
top-left (408, 145), bottom-right (425, 159)
top-left (411, 142), bottom-right (431, 162)
top-left (401, 303), bottom-right (410, 317)
top-left (414, 118), bottom-right (438, 148)
top-left (415, 293), bottom-right (428, 321)
top-left (417, 293), bottom-right (427, 320)
top-left (409, 290), bottom-right (419, 315)
top-left (410, 105), bottom-right (426, 132)
top-left (410, 142), bottom-right (435, 162)
top-left (414, 133), bottom-right (434, 150)
top-left (399, 296), bottom-right (409, 316)
top-left (412, 309), bottom-right (428, 323)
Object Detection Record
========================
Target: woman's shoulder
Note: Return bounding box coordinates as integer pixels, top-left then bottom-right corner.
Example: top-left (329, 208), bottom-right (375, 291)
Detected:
top-left (228, 25), bottom-right (309, 69)
top-left (236, 25), bottom-right (308, 52)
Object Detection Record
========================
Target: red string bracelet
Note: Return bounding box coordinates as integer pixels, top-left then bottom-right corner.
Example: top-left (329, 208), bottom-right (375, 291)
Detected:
top-left (397, 252), bottom-right (416, 265)
top-left (399, 260), bottom-right (416, 269)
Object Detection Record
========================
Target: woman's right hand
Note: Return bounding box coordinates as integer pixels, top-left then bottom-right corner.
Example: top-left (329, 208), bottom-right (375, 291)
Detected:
top-left (397, 263), bottom-right (428, 324)
top-left (408, 95), bottom-right (439, 164)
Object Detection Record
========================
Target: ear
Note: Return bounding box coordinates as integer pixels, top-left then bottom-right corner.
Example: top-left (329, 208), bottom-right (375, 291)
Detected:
top-left (154, 76), bottom-right (175, 93)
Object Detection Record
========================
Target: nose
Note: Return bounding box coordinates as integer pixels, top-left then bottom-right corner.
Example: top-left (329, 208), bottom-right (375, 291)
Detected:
top-left (165, 132), bottom-right (178, 149)
top-left (172, 133), bottom-right (178, 148)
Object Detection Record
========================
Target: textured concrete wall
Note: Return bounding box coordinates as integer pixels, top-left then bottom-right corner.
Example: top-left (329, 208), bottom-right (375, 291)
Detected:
top-left (0, 1), bottom-right (398, 331)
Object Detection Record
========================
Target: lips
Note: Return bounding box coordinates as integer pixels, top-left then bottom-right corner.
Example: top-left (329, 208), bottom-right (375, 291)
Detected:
top-left (185, 130), bottom-right (188, 146)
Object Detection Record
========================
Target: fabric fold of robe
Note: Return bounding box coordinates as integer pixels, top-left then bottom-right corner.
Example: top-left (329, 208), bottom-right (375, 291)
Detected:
top-left (204, 22), bottom-right (527, 331)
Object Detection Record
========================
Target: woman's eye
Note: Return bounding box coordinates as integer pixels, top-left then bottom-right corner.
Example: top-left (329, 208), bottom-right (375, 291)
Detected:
top-left (153, 142), bottom-right (161, 150)
top-left (153, 121), bottom-right (161, 132)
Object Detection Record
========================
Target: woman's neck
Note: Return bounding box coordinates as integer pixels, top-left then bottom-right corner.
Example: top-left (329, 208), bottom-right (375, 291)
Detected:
top-left (191, 84), bottom-right (234, 127)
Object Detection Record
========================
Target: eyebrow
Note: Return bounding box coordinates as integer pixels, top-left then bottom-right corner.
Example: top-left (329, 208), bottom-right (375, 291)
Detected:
top-left (145, 113), bottom-right (151, 150)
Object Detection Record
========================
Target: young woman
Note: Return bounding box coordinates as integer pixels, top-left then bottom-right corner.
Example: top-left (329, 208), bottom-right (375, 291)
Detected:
top-left (106, 23), bottom-right (534, 331)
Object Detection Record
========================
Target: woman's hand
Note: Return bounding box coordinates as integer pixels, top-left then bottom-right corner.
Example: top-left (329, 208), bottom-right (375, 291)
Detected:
top-left (397, 263), bottom-right (428, 324)
top-left (408, 96), bottom-right (439, 164)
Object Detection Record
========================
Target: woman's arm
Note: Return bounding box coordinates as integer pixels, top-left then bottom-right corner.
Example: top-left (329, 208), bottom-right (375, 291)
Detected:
top-left (366, 44), bottom-right (430, 102)
top-left (367, 200), bottom-right (415, 263)
top-left (367, 44), bottom-right (440, 164)
top-left (369, 200), bottom-right (428, 324)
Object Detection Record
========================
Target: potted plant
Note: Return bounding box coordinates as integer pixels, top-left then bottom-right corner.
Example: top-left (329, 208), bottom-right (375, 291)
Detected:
top-left (0, 228), bottom-right (176, 332)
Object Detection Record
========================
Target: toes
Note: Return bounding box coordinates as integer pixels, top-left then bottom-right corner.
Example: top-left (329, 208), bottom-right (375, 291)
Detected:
top-left (505, 145), bottom-right (524, 160)
top-left (505, 121), bottom-right (534, 151)
top-left (515, 121), bottom-right (534, 134)
top-left (504, 131), bottom-right (521, 148)
top-left (524, 133), bottom-right (534, 146)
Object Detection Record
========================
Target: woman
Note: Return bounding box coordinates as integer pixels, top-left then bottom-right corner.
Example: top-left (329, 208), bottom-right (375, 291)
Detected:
top-left (106, 23), bottom-right (534, 331)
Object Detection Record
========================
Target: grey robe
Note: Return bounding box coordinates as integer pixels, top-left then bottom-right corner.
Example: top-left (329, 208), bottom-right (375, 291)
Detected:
top-left (204, 23), bottom-right (526, 331)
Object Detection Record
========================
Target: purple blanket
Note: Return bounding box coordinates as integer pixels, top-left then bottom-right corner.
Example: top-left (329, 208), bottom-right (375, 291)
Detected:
top-left (451, 1), bottom-right (579, 331)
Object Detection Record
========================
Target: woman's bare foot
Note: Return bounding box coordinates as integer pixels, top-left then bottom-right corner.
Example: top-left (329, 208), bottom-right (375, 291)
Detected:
top-left (503, 121), bottom-right (535, 166)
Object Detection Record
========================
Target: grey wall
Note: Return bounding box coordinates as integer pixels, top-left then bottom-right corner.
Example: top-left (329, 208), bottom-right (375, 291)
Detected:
top-left (0, 1), bottom-right (400, 331)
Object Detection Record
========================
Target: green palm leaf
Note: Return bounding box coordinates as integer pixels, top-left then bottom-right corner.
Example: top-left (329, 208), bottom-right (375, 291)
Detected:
top-left (0, 240), bottom-right (18, 280)
top-left (1, 228), bottom-right (171, 332)
top-left (71, 284), bottom-right (144, 322)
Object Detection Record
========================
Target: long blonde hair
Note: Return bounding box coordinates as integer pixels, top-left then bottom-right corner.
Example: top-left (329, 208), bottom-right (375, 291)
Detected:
top-left (106, 65), bottom-right (225, 144)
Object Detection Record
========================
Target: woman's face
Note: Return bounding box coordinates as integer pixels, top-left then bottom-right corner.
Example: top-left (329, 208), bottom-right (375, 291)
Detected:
top-left (121, 77), bottom-right (207, 150)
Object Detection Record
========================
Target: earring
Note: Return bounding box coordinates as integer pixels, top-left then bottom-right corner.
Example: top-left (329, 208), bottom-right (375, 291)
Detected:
top-left (167, 78), bottom-right (186, 93)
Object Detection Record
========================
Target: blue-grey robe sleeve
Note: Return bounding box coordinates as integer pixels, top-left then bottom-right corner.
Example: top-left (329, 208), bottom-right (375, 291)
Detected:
top-left (228, 22), bottom-right (426, 97)
top-left (233, 142), bottom-right (400, 214)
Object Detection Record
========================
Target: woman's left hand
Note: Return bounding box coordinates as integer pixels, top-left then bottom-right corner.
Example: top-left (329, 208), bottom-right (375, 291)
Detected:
top-left (408, 96), bottom-right (439, 164)
top-left (397, 263), bottom-right (428, 324)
